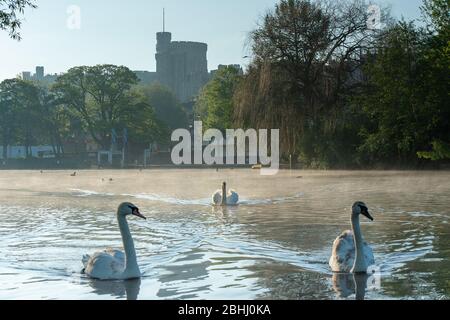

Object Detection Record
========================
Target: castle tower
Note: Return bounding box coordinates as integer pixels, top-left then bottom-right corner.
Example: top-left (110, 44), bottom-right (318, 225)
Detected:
top-left (154, 11), bottom-right (209, 103)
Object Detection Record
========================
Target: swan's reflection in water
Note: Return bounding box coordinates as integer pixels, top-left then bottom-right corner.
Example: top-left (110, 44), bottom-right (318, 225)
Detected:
top-left (211, 206), bottom-right (240, 222)
top-left (88, 278), bottom-right (141, 300)
top-left (332, 273), bottom-right (369, 300)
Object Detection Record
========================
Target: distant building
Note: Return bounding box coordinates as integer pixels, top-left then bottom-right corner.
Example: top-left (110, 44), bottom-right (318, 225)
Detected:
top-left (21, 71), bottom-right (31, 81)
top-left (21, 66), bottom-right (58, 84)
top-left (21, 36), bottom-right (241, 104)
top-left (134, 70), bottom-right (158, 84)
top-left (210, 64), bottom-right (244, 77)
top-left (156, 32), bottom-right (209, 103)
top-left (35, 66), bottom-right (44, 80)
top-left (137, 30), bottom-right (210, 103)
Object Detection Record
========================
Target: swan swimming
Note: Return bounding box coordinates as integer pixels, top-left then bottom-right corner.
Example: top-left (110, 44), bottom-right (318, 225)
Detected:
top-left (82, 202), bottom-right (146, 280)
top-left (212, 182), bottom-right (239, 206)
top-left (329, 201), bottom-right (375, 274)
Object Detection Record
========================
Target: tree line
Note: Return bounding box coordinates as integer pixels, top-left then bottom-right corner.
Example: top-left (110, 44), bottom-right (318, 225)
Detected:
top-left (0, 65), bottom-right (188, 159)
top-left (195, 0), bottom-right (449, 168)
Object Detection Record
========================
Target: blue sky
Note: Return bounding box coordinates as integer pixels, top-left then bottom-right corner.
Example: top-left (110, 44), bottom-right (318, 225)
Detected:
top-left (0, 0), bottom-right (424, 81)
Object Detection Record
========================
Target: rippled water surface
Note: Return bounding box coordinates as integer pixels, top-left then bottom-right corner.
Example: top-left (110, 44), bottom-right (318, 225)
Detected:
top-left (0, 169), bottom-right (448, 300)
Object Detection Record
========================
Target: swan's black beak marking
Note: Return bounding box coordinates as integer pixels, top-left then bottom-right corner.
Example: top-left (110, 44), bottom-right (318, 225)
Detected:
top-left (129, 206), bottom-right (146, 220)
top-left (360, 205), bottom-right (374, 221)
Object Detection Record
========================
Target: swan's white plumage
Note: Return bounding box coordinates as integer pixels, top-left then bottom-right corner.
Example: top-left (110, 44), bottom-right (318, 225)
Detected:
top-left (82, 202), bottom-right (144, 280)
top-left (329, 230), bottom-right (375, 273)
top-left (83, 249), bottom-right (126, 280)
top-left (227, 190), bottom-right (239, 205)
top-left (212, 190), bottom-right (222, 205)
top-left (212, 189), bottom-right (239, 205)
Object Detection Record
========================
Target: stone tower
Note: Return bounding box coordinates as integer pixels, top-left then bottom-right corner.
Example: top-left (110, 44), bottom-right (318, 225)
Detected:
top-left (155, 31), bottom-right (209, 103)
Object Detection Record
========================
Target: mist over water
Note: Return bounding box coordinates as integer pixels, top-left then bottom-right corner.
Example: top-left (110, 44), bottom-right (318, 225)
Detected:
top-left (0, 169), bottom-right (448, 300)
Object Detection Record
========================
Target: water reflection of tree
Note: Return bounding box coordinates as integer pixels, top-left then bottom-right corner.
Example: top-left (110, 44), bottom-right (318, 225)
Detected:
top-left (381, 230), bottom-right (450, 299)
top-left (156, 252), bottom-right (211, 299)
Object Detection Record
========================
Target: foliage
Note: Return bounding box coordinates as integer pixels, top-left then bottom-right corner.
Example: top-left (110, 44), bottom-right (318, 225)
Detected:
top-left (195, 66), bottom-right (242, 131)
top-left (233, 0), bottom-right (448, 168)
top-left (0, 65), bottom-right (169, 160)
top-left (136, 83), bottom-right (188, 131)
top-left (418, 140), bottom-right (450, 160)
top-left (53, 65), bottom-right (165, 149)
top-left (0, 0), bottom-right (36, 40)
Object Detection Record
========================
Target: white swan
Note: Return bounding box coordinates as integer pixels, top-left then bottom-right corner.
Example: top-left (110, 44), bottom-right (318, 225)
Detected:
top-left (82, 202), bottom-right (146, 280)
top-left (329, 201), bottom-right (375, 273)
top-left (212, 182), bottom-right (239, 206)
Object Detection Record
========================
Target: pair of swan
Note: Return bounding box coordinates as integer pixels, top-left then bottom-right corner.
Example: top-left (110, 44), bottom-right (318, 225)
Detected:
top-left (82, 200), bottom-right (374, 281)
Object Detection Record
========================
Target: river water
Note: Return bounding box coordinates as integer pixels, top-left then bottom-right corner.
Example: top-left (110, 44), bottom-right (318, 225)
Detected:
top-left (0, 169), bottom-right (448, 300)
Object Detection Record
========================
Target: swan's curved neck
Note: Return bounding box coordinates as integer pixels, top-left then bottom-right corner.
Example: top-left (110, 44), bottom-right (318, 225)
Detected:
top-left (221, 184), bottom-right (227, 206)
top-left (117, 213), bottom-right (139, 275)
top-left (351, 214), bottom-right (366, 273)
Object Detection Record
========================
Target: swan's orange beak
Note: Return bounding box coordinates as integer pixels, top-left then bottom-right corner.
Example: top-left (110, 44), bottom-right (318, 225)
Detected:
top-left (132, 208), bottom-right (146, 220)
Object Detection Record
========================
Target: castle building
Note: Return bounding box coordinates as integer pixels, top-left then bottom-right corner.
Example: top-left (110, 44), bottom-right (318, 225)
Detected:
top-left (21, 33), bottom-right (239, 105)
top-left (136, 30), bottom-right (210, 103)
top-left (155, 31), bottom-right (209, 103)
top-left (21, 66), bottom-right (57, 84)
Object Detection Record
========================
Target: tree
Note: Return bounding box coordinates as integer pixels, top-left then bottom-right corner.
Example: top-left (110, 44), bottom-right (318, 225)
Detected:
top-left (0, 0), bottom-right (36, 40)
top-left (38, 88), bottom-right (73, 157)
top-left (195, 66), bottom-right (241, 131)
top-left (53, 65), bottom-right (141, 150)
top-left (121, 89), bottom-right (170, 149)
top-left (137, 83), bottom-right (188, 131)
top-left (418, 141), bottom-right (450, 160)
top-left (354, 22), bottom-right (428, 164)
top-left (416, 0), bottom-right (450, 161)
top-left (421, 0), bottom-right (450, 33)
top-left (235, 0), bottom-right (386, 162)
top-left (0, 78), bottom-right (40, 159)
top-left (0, 80), bottom-right (18, 159)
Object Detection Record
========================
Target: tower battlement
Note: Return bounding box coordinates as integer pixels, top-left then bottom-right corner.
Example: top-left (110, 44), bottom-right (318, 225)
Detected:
top-left (155, 31), bottom-right (209, 103)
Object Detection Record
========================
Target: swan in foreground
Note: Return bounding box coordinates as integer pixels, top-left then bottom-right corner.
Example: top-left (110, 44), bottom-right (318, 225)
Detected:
top-left (82, 202), bottom-right (146, 280)
top-left (212, 182), bottom-right (239, 206)
top-left (329, 201), bottom-right (375, 273)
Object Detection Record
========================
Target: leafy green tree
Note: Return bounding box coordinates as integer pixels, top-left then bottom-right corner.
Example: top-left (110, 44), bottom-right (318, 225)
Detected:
top-left (121, 89), bottom-right (170, 149)
top-left (235, 0), bottom-right (383, 162)
top-left (417, 0), bottom-right (450, 161)
top-left (38, 88), bottom-right (74, 157)
top-left (195, 66), bottom-right (241, 131)
top-left (0, 0), bottom-right (36, 40)
top-left (418, 140), bottom-right (450, 160)
top-left (0, 80), bottom-right (19, 159)
top-left (421, 0), bottom-right (450, 33)
top-left (354, 22), bottom-right (428, 164)
top-left (137, 83), bottom-right (188, 131)
top-left (53, 65), bottom-right (141, 149)
top-left (0, 78), bottom-right (40, 159)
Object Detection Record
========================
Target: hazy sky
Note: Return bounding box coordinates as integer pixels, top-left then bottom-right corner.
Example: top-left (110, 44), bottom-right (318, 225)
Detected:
top-left (0, 0), bottom-right (424, 81)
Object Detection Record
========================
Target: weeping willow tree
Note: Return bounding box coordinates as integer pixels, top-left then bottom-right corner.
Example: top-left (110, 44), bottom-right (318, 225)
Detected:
top-left (234, 0), bottom-right (388, 165)
top-left (234, 62), bottom-right (305, 157)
